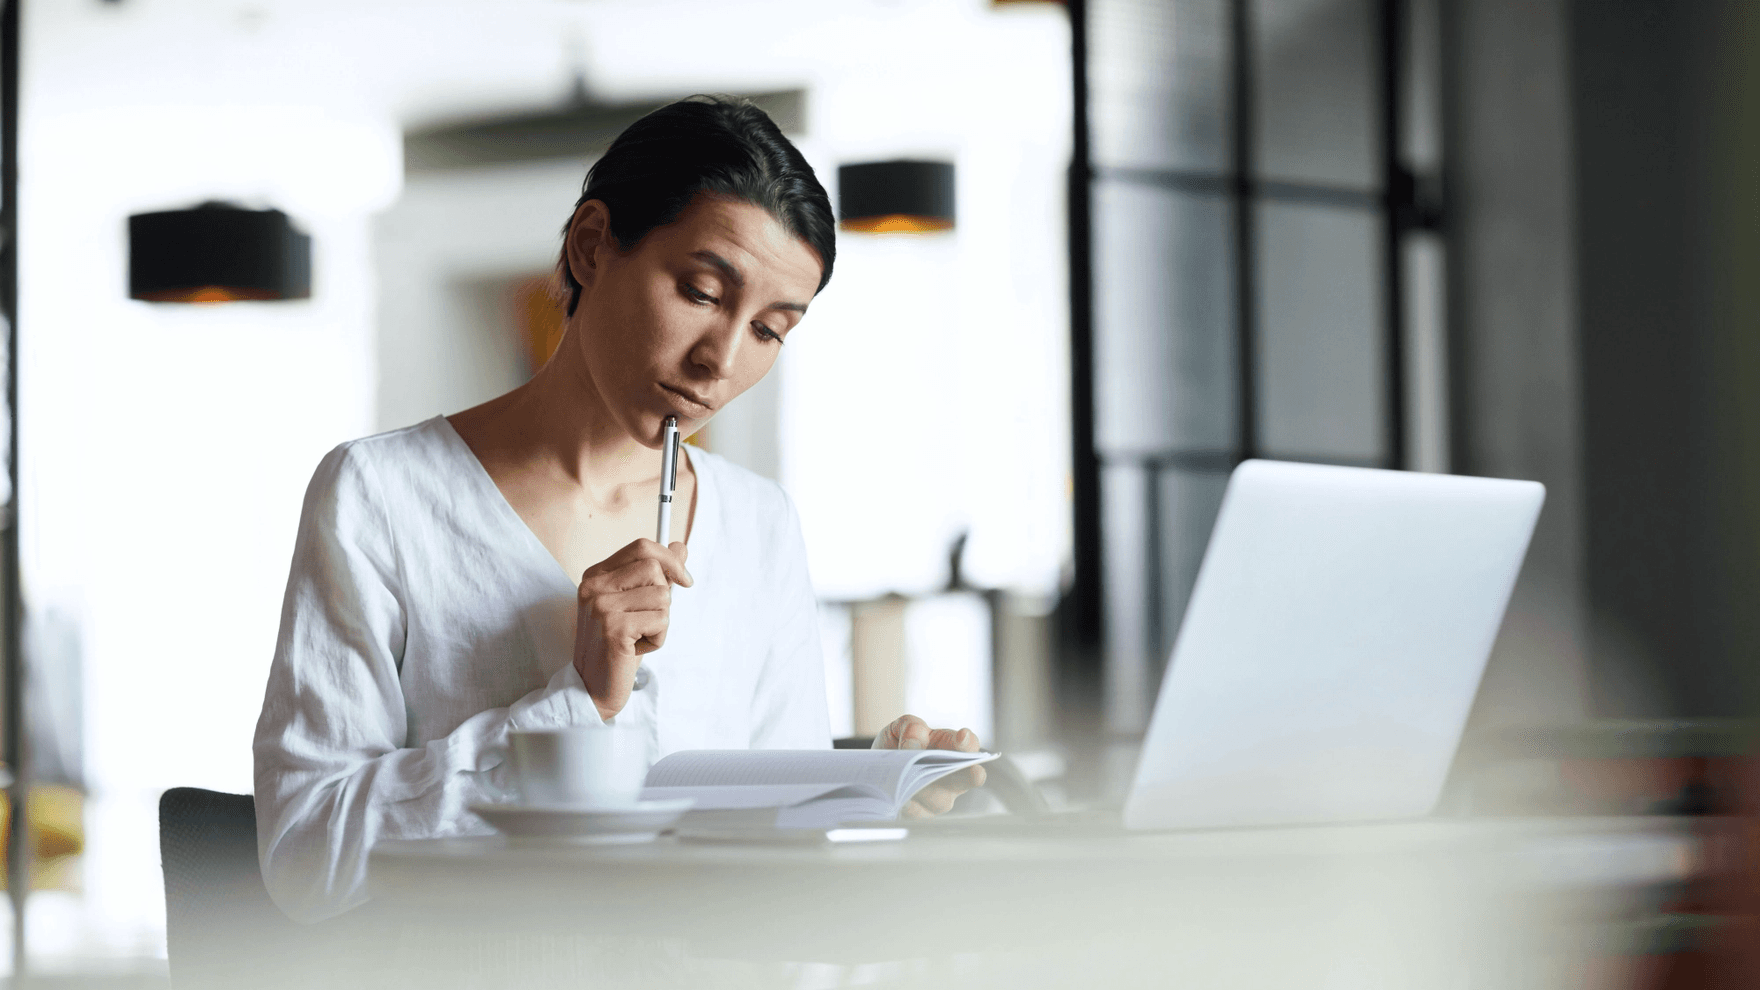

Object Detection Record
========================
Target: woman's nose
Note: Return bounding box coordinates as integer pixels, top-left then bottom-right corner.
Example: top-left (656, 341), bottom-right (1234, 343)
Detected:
top-left (688, 319), bottom-right (742, 378)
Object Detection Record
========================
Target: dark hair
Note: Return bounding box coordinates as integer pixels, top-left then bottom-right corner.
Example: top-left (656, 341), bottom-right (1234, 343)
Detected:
top-left (559, 95), bottom-right (836, 316)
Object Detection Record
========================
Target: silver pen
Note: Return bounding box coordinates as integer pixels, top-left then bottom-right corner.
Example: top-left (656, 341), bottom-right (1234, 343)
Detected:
top-left (635, 416), bottom-right (680, 691)
top-left (656, 416), bottom-right (680, 544)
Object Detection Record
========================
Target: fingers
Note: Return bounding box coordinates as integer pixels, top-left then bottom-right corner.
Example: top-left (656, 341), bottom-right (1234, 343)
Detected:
top-left (952, 763), bottom-right (987, 791)
top-left (582, 539), bottom-right (693, 589)
top-left (930, 766), bottom-right (984, 799)
top-left (917, 786), bottom-right (960, 815)
top-left (926, 727), bottom-right (981, 752)
top-left (877, 719), bottom-right (982, 753)
top-left (595, 584), bottom-right (670, 615)
top-left (590, 586), bottom-right (671, 654)
top-left (898, 765), bottom-right (988, 820)
top-left (615, 611), bottom-right (671, 654)
top-left (908, 792), bottom-right (950, 817)
top-left (905, 778), bottom-right (966, 817)
top-left (874, 714), bottom-right (932, 750)
top-left (574, 541), bottom-right (687, 723)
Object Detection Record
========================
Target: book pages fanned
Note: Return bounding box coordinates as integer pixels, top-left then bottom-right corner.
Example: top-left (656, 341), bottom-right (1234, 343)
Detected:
top-left (641, 749), bottom-right (998, 829)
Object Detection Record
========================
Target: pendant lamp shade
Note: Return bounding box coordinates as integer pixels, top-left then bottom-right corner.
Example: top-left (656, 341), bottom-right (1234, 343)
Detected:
top-left (128, 202), bottom-right (311, 303)
top-left (837, 160), bottom-right (955, 233)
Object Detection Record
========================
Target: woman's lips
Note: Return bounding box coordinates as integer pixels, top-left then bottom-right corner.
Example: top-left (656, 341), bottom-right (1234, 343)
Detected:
top-left (658, 383), bottom-right (715, 417)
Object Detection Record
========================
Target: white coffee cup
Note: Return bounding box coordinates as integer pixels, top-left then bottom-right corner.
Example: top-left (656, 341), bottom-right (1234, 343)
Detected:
top-left (508, 728), bottom-right (644, 808)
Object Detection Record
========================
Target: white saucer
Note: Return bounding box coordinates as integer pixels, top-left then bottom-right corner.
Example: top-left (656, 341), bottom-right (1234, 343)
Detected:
top-left (470, 798), bottom-right (695, 844)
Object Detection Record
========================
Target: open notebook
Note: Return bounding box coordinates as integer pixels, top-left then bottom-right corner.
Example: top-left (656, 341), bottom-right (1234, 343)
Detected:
top-left (640, 749), bottom-right (998, 829)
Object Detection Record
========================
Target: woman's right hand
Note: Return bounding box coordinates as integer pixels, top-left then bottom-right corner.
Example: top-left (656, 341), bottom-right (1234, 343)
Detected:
top-left (573, 539), bottom-right (692, 721)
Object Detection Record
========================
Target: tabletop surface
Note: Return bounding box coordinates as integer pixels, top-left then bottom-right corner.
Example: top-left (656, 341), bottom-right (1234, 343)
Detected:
top-left (370, 811), bottom-right (1697, 876)
top-left (355, 813), bottom-right (1704, 988)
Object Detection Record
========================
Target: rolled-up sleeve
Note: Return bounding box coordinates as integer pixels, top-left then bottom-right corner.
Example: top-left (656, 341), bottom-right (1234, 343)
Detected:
top-left (252, 444), bottom-right (600, 923)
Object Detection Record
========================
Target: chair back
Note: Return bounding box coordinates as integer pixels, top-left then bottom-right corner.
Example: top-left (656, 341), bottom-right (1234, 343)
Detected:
top-left (158, 788), bottom-right (300, 985)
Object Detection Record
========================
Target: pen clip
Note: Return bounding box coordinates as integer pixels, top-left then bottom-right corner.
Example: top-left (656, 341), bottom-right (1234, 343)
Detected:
top-left (659, 416), bottom-right (680, 497)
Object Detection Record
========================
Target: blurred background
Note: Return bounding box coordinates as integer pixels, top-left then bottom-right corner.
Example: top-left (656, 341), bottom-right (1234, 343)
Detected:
top-left (0, 0), bottom-right (1755, 983)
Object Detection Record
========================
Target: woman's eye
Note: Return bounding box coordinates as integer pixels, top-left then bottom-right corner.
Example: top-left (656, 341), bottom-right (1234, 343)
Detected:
top-left (753, 322), bottom-right (782, 344)
top-left (681, 283), bottom-right (715, 304)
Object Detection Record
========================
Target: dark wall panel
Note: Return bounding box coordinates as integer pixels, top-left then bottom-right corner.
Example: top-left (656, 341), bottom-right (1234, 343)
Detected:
top-left (1573, 0), bottom-right (1736, 716)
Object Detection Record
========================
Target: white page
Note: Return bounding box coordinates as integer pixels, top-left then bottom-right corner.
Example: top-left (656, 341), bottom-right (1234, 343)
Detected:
top-left (895, 752), bottom-right (999, 804)
top-left (639, 783), bottom-right (874, 810)
top-left (644, 750), bottom-right (917, 792)
top-left (776, 793), bottom-right (896, 829)
top-left (642, 750), bottom-right (999, 821)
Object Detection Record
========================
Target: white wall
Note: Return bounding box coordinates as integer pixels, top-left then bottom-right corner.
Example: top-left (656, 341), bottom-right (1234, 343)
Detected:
top-left (374, 160), bottom-right (583, 433)
top-left (784, 5), bottom-right (1075, 600)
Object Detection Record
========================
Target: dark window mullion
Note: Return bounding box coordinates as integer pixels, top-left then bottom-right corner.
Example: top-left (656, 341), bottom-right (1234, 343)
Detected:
top-left (1068, 0), bottom-right (1103, 650)
top-left (1143, 467), bottom-right (1164, 683)
top-left (1380, 0), bottom-right (1408, 469)
top-left (1230, 0), bottom-right (1258, 464)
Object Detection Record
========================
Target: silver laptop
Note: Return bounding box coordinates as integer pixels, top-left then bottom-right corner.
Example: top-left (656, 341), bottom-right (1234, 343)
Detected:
top-left (1123, 459), bottom-right (1543, 831)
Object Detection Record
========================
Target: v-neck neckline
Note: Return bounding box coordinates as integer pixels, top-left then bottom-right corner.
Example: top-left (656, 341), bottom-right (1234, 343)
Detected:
top-left (430, 415), bottom-right (713, 593)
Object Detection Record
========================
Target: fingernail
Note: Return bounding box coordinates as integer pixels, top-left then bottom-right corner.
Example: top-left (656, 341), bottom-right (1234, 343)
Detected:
top-left (902, 735), bottom-right (924, 750)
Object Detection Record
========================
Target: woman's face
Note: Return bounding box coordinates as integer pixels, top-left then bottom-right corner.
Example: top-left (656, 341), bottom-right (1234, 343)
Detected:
top-left (564, 193), bottom-right (823, 447)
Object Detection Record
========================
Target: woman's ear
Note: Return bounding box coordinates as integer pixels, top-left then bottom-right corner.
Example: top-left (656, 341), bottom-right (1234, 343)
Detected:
top-left (564, 200), bottom-right (614, 293)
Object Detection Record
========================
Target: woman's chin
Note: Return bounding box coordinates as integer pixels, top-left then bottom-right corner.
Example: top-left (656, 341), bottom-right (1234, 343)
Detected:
top-left (622, 409), bottom-right (688, 449)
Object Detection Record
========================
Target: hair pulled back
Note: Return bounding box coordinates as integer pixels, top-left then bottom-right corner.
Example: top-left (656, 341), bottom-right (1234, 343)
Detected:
top-left (560, 95), bottom-right (836, 316)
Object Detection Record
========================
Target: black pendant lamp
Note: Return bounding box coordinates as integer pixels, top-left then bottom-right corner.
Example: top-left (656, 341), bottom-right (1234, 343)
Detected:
top-left (837, 160), bottom-right (955, 234)
top-left (128, 201), bottom-right (311, 303)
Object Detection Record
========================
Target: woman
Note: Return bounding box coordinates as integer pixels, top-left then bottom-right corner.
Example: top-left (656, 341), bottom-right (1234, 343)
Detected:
top-left (253, 96), bottom-right (984, 924)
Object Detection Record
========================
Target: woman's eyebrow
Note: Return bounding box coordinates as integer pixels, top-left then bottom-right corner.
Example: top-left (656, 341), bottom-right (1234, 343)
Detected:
top-left (690, 250), bottom-right (745, 288)
top-left (691, 250), bottom-right (808, 313)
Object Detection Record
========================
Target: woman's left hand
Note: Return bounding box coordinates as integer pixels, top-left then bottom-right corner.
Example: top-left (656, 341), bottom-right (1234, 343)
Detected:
top-left (873, 714), bottom-right (987, 818)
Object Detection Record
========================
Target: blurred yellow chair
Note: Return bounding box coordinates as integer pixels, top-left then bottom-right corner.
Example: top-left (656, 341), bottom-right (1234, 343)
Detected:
top-left (0, 784), bottom-right (86, 889)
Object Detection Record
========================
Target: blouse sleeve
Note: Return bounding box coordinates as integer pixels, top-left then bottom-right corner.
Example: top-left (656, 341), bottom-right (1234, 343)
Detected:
top-left (252, 443), bottom-right (602, 923)
top-left (746, 489), bottom-right (833, 750)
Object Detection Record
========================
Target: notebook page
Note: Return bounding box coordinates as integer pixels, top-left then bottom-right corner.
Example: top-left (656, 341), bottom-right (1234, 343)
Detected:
top-left (640, 783), bottom-right (877, 810)
top-left (775, 791), bottom-right (896, 828)
top-left (896, 752), bottom-right (1002, 804)
top-left (644, 750), bottom-right (917, 792)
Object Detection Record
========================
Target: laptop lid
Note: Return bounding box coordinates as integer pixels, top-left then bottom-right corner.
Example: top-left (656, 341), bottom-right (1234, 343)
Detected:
top-left (1123, 460), bottom-right (1543, 831)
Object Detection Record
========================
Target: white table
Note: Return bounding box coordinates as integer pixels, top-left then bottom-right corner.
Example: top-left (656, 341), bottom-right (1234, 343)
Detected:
top-left (352, 815), bottom-right (1695, 989)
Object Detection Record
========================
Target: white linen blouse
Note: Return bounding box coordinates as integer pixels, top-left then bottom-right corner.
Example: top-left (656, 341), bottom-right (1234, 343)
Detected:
top-left (252, 417), bottom-right (831, 923)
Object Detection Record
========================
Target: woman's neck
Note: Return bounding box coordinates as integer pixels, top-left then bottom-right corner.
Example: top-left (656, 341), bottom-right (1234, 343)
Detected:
top-left (449, 327), bottom-right (660, 496)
